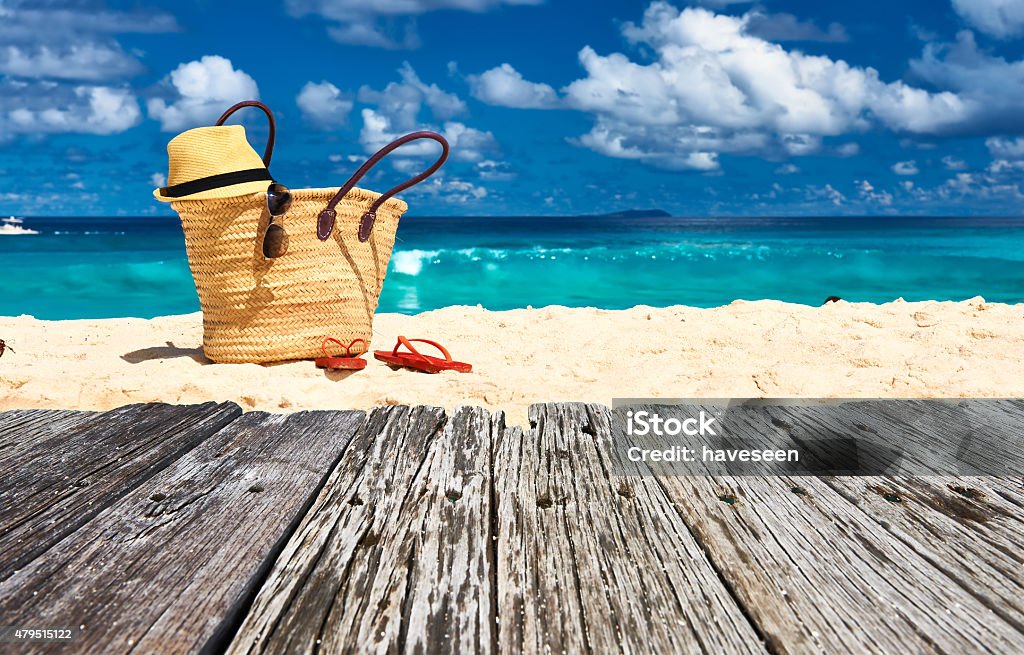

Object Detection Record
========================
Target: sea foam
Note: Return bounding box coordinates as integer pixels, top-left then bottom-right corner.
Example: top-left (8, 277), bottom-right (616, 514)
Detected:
top-left (391, 249), bottom-right (440, 276)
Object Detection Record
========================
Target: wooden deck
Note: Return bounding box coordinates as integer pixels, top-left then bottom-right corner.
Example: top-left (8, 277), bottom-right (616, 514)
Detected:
top-left (1, 401), bottom-right (1023, 654)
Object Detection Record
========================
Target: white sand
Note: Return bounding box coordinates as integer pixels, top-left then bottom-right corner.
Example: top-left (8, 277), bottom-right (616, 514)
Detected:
top-left (1, 299), bottom-right (1022, 427)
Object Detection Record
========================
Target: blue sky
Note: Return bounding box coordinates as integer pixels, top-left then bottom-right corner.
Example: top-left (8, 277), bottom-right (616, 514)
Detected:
top-left (1, 0), bottom-right (1024, 217)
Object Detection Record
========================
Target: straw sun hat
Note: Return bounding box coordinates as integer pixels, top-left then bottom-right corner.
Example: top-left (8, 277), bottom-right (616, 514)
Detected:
top-left (153, 124), bottom-right (272, 202)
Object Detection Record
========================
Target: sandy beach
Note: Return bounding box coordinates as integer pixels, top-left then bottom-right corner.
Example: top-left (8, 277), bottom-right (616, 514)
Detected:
top-left (1, 299), bottom-right (1022, 427)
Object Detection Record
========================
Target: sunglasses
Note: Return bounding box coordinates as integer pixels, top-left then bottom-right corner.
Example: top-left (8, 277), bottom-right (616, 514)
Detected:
top-left (0, 339), bottom-right (12, 358)
top-left (262, 183), bottom-right (292, 259)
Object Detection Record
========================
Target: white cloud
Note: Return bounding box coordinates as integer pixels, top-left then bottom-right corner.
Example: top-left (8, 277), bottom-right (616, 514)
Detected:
top-left (892, 160), bottom-right (919, 175)
top-left (986, 136), bottom-right (1024, 159)
top-left (86, 86), bottom-right (142, 133)
top-left (857, 179), bottom-right (894, 205)
top-left (0, 4), bottom-right (179, 44)
top-left (359, 107), bottom-right (497, 162)
top-left (446, 179), bottom-right (488, 201)
top-left (941, 155), bottom-right (968, 170)
top-left (775, 163), bottom-right (799, 174)
top-left (938, 169), bottom-right (1024, 201)
top-left (951, 0), bottom-right (1024, 38)
top-left (150, 172), bottom-right (167, 187)
top-left (945, 172), bottom-right (977, 196)
top-left (476, 159), bottom-right (514, 180)
top-left (836, 142), bottom-right (860, 157)
top-left (359, 108), bottom-right (400, 152)
top-left (408, 175), bottom-right (489, 203)
top-left (681, 152), bottom-right (720, 171)
top-left (889, 156), bottom-right (1024, 206)
top-left (285, 0), bottom-right (543, 49)
top-left (147, 56), bottom-right (259, 132)
top-left (0, 2), bottom-right (175, 139)
top-left (357, 63), bottom-right (465, 130)
top-left (574, 117), bottom-right (763, 170)
top-left (745, 12), bottom-right (848, 42)
top-left (558, 4), bottom-right (970, 170)
top-left (469, 63), bottom-right (559, 108)
top-left (1, 84), bottom-right (141, 138)
top-left (816, 162), bottom-right (1024, 209)
top-left (356, 63), bottom-right (497, 165)
top-left (908, 31), bottom-right (1024, 134)
top-left (0, 43), bottom-right (143, 81)
top-left (296, 81), bottom-right (353, 129)
top-left (780, 134), bottom-right (821, 156)
top-left (0, 3), bottom-right (178, 82)
top-left (441, 121), bottom-right (499, 162)
top-left (988, 159), bottom-right (1024, 174)
top-left (389, 158), bottom-right (423, 174)
top-left (806, 183), bottom-right (846, 206)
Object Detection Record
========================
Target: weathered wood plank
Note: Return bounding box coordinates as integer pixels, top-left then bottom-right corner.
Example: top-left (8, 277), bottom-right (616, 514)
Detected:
top-left (877, 399), bottom-right (1024, 495)
top-left (2, 399), bottom-right (1021, 655)
top-left (493, 403), bottom-right (768, 655)
top-left (227, 405), bottom-right (495, 655)
top-left (802, 399), bottom-right (1023, 477)
top-left (0, 402), bottom-right (241, 580)
top-left (755, 402), bottom-right (1024, 635)
top-left (629, 402), bottom-right (1024, 654)
top-left (0, 409), bottom-right (98, 456)
top-left (819, 474), bottom-right (1024, 635)
top-left (401, 406), bottom-right (496, 655)
top-left (0, 409), bottom-right (362, 655)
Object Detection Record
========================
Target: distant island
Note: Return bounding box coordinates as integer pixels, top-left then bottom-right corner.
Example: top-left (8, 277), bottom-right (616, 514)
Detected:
top-left (581, 209), bottom-right (672, 218)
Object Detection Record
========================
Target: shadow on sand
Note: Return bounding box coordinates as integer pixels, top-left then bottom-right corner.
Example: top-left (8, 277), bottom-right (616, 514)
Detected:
top-left (122, 342), bottom-right (211, 365)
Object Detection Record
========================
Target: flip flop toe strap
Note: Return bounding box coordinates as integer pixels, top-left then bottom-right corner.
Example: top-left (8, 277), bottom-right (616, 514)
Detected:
top-left (394, 336), bottom-right (453, 364)
top-left (322, 337), bottom-right (367, 358)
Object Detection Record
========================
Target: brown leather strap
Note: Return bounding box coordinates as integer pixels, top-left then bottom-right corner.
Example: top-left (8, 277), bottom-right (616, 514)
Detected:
top-left (317, 131), bottom-right (449, 242)
top-left (216, 100), bottom-right (276, 167)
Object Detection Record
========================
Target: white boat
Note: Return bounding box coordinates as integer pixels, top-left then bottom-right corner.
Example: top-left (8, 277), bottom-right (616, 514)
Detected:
top-left (0, 216), bottom-right (38, 235)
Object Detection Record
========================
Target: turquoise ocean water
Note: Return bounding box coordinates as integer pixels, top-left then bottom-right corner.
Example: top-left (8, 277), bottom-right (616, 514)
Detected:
top-left (1, 215), bottom-right (1022, 319)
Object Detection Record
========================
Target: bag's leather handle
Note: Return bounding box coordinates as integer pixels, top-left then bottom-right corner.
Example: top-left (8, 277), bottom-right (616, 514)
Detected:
top-left (216, 100), bottom-right (276, 168)
top-left (317, 131), bottom-right (449, 242)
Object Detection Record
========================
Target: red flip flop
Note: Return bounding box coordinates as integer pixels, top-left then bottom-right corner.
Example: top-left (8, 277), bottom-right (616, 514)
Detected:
top-left (374, 336), bottom-right (472, 374)
top-left (316, 338), bottom-right (368, 370)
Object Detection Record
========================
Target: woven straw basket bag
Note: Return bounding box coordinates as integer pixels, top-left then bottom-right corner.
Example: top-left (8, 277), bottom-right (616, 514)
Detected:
top-left (156, 101), bottom-right (448, 364)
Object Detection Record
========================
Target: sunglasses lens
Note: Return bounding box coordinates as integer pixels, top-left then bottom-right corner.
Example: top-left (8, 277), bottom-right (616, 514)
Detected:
top-left (266, 183), bottom-right (292, 216)
top-left (262, 223), bottom-right (288, 259)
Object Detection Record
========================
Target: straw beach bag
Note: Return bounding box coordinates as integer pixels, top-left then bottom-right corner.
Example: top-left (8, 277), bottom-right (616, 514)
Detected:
top-left (154, 101), bottom-right (448, 364)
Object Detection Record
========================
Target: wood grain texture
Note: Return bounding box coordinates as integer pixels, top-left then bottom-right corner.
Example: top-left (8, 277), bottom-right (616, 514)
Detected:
top-left (893, 399), bottom-right (1024, 494)
top-left (2, 400), bottom-right (1023, 655)
top-left (0, 402), bottom-right (241, 579)
top-left (818, 473), bottom-right (1024, 635)
top-left (227, 405), bottom-right (496, 655)
top-left (634, 402), bottom-right (1024, 654)
top-left (493, 403), bottom-right (767, 655)
top-left (0, 409), bottom-right (362, 655)
top-left (0, 409), bottom-right (98, 456)
top-left (766, 401), bottom-right (1024, 636)
top-left (794, 399), bottom-right (1023, 477)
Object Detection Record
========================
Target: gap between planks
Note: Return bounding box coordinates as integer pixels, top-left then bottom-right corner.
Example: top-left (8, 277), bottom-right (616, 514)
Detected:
top-left (5, 401), bottom-right (1024, 655)
top-left (225, 400), bottom-right (1024, 654)
top-left (227, 404), bottom-right (769, 655)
